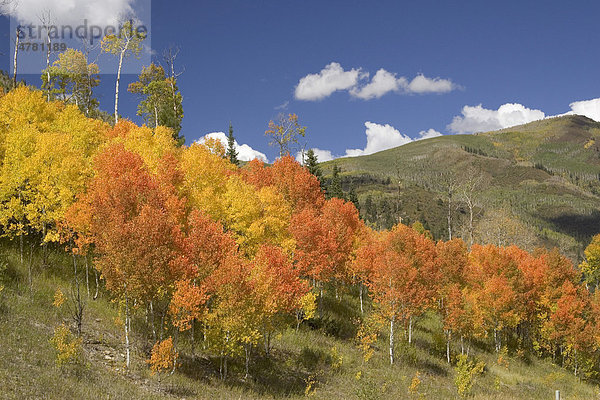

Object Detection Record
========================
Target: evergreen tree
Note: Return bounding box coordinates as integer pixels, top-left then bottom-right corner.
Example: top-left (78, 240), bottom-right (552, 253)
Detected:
top-left (364, 195), bottom-right (376, 223)
top-left (226, 122), bottom-right (239, 166)
top-left (305, 148), bottom-right (323, 185)
top-left (327, 165), bottom-right (345, 200)
top-left (347, 184), bottom-right (359, 211)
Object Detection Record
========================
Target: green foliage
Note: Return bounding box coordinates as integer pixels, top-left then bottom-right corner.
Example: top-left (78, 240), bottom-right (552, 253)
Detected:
top-left (41, 48), bottom-right (100, 116)
top-left (127, 63), bottom-right (184, 144)
top-left (327, 165), bottom-right (344, 199)
top-left (226, 122), bottom-right (239, 166)
top-left (305, 148), bottom-right (323, 185)
top-left (322, 115), bottom-right (600, 254)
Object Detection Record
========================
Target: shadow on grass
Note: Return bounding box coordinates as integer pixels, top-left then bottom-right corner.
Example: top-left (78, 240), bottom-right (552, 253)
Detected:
top-left (177, 347), bottom-right (309, 398)
top-left (416, 359), bottom-right (448, 377)
top-left (306, 290), bottom-right (361, 340)
top-left (547, 210), bottom-right (600, 240)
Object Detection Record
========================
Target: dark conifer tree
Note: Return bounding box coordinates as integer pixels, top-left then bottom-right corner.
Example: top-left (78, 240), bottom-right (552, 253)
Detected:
top-left (226, 122), bottom-right (239, 166)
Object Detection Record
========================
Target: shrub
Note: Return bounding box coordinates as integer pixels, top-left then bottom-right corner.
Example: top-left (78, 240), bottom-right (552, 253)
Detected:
top-left (454, 354), bottom-right (485, 397)
top-left (147, 336), bottom-right (178, 376)
top-left (49, 324), bottom-right (83, 367)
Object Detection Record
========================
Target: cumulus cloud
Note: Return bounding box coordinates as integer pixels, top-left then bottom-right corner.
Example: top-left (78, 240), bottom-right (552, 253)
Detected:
top-left (448, 103), bottom-right (546, 134)
top-left (197, 132), bottom-right (268, 163)
top-left (295, 63), bottom-right (458, 101)
top-left (296, 124), bottom-right (444, 162)
top-left (568, 98), bottom-right (600, 122)
top-left (344, 122), bottom-right (413, 157)
top-left (295, 148), bottom-right (335, 163)
top-left (295, 62), bottom-right (365, 101)
top-left (350, 69), bottom-right (407, 100)
top-left (1, 0), bottom-right (136, 27)
top-left (417, 128), bottom-right (443, 140)
top-left (407, 74), bottom-right (456, 94)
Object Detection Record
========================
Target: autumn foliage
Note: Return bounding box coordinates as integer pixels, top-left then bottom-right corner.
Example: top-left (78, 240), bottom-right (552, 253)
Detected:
top-left (3, 87), bottom-right (600, 381)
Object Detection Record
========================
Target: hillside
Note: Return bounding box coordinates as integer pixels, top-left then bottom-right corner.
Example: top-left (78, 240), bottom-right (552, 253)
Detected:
top-left (1, 243), bottom-right (598, 399)
top-left (322, 115), bottom-right (600, 260)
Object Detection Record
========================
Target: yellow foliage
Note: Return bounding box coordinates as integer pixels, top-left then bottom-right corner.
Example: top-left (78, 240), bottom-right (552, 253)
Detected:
top-left (329, 346), bottom-right (343, 371)
top-left (304, 374), bottom-right (317, 396)
top-left (409, 371), bottom-right (421, 395)
top-left (300, 292), bottom-right (317, 321)
top-left (584, 138), bottom-right (595, 149)
top-left (53, 288), bottom-right (66, 308)
top-left (49, 324), bottom-right (82, 367)
top-left (581, 233), bottom-right (600, 288)
top-left (223, 175), bottom-right (294, 256)
top-left (181, 142), bottom-right (235, 221)
top-left (112, 124), bottom-right (178, 174)
top-left (0, 87), bottom-right (107, 243)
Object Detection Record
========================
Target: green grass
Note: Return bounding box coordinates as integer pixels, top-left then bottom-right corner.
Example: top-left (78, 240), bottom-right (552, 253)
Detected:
top-left (0, 242), bottom-right (598, 399)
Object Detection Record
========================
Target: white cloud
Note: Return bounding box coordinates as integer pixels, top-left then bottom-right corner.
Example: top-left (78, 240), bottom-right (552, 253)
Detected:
top-left (568, 98), bottom-right (600, 122)
top-left (295, 124), bottom-right (444, 162)
top-left (296, 63), bottom-right (458, 101)
top-left (295, 62), bottom-right (365, 101)
top-left (344, 122), bottom-right (413, 157)
top-left (407, 74), bottom-right (456, 94)
top-left (1, 0), bottom-right (135, 27)
top-left (275, 100), bottom-right (289, 110)
top-left (197, 132), bottom-right (268, 163)
top-left (417, 128), bottom-right (443, 140)
top-left (295, 148), bottom-right (334, 163)
top-left (350, 69), bottom-right (407, 100)
top-left (448, 103), bottom-right (546, 134)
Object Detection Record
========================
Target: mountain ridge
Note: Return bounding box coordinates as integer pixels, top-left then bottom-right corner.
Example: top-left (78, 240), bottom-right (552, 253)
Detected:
top-left (321, 115), bottom-right (600, 260)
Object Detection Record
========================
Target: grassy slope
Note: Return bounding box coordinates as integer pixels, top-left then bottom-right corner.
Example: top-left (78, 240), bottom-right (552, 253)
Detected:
top-left (322, 115), bottom-right (600, 258)
top-left (0, 243), bottom-right (597, 399)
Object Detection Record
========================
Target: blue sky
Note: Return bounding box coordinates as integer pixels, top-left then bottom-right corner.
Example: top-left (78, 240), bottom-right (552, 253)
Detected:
top-left (3, 0), bottom-right (600, 162)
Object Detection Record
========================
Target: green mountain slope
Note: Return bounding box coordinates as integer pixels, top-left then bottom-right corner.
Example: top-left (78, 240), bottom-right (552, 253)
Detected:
top-left (322, 115), bottom-right (600, 260)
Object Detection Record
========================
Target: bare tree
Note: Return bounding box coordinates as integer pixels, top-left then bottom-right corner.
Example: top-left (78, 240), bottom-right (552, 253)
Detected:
top-left (79, 38), bottom-right (102, 116)
top-left (439, 171), bottom-right (460, 240)
top-left (162, 45), bottom-right (184, 127)
top-left (474, 207), bottom-right (537, 251)
top-left (2, 1), bottom-right (21, 88)
top-left (458, 167), bottom-right (489, 247)
top-left (38, 10), bottom-right (54, 101)
top-left (393, 159), bottom-right (404, 224)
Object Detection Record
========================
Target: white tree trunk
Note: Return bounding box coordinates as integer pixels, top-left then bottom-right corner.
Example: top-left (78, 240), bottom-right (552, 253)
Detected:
top-left (124, 292), bottom-right (130, 368)
top-left (45, 30), bottom-right (51, 101)
top-left (389, 316), bottom-right (395, 365)
top-left (13, 28), bottom-right (19, 88)
top-left (359, 284), bottom-right (364, 314)
top-left (114, 49), bottom-right (125, 124)
top-left (85, 256), bottom-right (90, 298)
